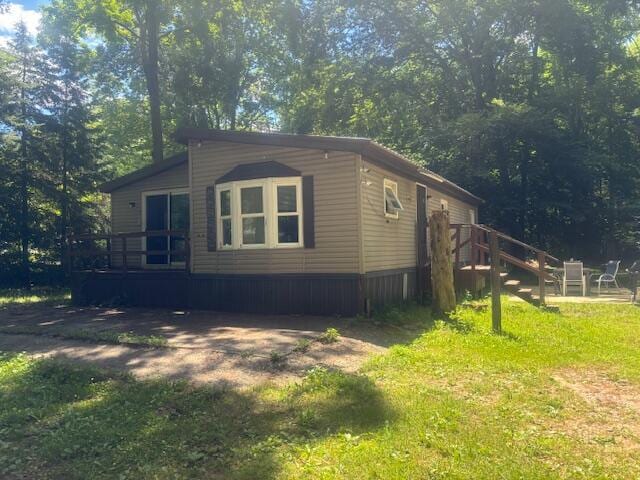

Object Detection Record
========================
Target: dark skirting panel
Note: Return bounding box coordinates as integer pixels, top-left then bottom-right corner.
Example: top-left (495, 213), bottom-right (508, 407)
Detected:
top-left (72, 268), bottom-right (420, 316)
top-left (363, 268), bottom-right (418, 310)
top-left (72, 271), bottom-right (363, 316)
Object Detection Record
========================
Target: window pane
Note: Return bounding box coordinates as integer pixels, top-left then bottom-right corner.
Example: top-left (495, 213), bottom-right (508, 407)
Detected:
top-left (241, 187), bottom-right (263, 214)
top-left (278, 215), bottom-right (299, 243)
top-left (242, 217), bottom-right (265, 244)
top-left (222, 218), bottom-right (232, 246)
top-left (277, 185), bottom-right (297, 213)
top-left (220, 190), bottom-right (231, 217)
top-left (385, 186), bottom-right (403, 211)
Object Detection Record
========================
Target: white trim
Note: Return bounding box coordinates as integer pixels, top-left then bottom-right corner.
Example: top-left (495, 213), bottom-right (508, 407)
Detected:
top-left (215, 177), bottom-right (303, 250)
top-left (440, 198), bottom-right (449, 211)
top-left (383, 178), bottom-right (402, 219)
top-left (141, 188), bottom-right (189, 268)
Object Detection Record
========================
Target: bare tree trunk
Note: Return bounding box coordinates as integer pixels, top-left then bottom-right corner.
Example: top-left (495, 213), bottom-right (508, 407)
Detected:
top-left (430, 210), bottom-right (456, 313)
top-left (19, 57), bottom-right (30, 290)
top-left (143, 3), bottom-right (163, 163)
top-left (60, 122), bottom-right (69, 274)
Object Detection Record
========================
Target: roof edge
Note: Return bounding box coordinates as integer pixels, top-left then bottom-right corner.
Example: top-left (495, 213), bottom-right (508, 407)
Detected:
top-left (174, 128), bottom-right (482, 205)
top-left (100, 152), bottom-right (188, 193)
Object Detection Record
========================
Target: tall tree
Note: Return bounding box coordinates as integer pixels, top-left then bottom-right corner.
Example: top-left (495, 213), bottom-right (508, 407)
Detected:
top-left (77, 0), bottom-right (179, 163)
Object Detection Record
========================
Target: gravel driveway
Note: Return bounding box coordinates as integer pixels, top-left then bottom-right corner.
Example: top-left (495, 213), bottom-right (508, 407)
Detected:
top-left (0, 303), bottom-right (400, 387)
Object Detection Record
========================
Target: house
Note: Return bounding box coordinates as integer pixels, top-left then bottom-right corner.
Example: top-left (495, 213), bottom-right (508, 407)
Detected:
top-left (71, 129), bottom-right (482, 315)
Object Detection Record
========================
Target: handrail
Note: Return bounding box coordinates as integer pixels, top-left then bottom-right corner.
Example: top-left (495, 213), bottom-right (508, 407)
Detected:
top-left (451, 224), bottom-right (558, 264)
top-left (449, 223), bottom-right (559, 305)
top-left (70, 230), bottom-right (188, 241)
top-left (66, 230), bottom-right (190, 273)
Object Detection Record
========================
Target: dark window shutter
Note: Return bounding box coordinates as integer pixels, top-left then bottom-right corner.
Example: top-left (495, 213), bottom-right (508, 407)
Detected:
top-left (206, 186), bottom-right (217, 251)
top-left (303, 176), bottom-right (315, 248)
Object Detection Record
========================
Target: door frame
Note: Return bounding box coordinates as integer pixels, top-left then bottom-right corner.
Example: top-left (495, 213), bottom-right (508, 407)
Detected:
top-left (141, 188), bottom-right (189, 268)
top-left (416, 183), bottom-right (429, 301)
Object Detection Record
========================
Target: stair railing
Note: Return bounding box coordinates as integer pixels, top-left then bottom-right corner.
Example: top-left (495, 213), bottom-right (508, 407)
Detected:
top-left (451, 223), bottom-right (559, 306)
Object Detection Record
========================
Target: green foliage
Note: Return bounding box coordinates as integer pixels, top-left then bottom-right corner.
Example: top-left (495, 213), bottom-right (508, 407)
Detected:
top-left (319, 327), bottom-right (340, 344)
top-left (1, 301), bottom-right (640, 478)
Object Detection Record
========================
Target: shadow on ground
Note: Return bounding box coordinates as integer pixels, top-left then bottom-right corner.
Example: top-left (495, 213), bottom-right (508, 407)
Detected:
top-left (0, 353), bottom-right (394, 479)
top-left (0, 302), bottom-right (430, 386)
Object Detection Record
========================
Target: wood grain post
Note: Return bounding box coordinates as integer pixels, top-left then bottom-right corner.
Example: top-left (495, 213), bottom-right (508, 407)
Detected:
top-left (489, 231), bottom-right (502, 334)
top-left (537, 251), bottom-right (546, 306)
top-left (470, 226), bottom-right (478, 298)
top-left (430, 210), bottom-right (456, 314)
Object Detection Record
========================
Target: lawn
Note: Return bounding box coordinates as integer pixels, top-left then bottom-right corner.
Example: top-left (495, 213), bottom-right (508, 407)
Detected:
top-left (0, 287), bottom-right (70, 307)
top-left (1, 298), bottom-right (639, 479)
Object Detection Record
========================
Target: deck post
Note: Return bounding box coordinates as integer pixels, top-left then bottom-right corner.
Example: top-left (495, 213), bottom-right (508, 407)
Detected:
top-left (470, 226), bottom-right (478, 298)
top-left (185, 233), bottom-right (191, 273)
top-left (489, 231), bottom-right (502, 334)
top-left (454, 225), bottom-right (461, 269)
top-left (122, 235), bottom-right (128, 273)
top-left (537, 251), bottom-right (546, 306)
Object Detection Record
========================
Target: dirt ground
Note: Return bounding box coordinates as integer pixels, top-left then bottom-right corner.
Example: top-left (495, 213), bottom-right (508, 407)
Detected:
top-left (0, 303), bottom-right (417, 387)
top-left (552, 369), bottom-right (640, 452)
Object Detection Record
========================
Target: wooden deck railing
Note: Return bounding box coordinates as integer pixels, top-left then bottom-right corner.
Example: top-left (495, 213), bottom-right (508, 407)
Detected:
top-left (450, 223), bottom-right (559, 305)
top-left (66, 230), bottom-right (190, 273)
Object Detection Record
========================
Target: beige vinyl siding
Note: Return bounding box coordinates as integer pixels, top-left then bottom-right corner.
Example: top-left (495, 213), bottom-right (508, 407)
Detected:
top-left (427, 190), bottom-right (477, 263)
top-left (110, 163), bottom-right (189, 268)
top-left (190, 140), bottom-right (360, 274)
top-left (360, 159), bottom-right (417, 273)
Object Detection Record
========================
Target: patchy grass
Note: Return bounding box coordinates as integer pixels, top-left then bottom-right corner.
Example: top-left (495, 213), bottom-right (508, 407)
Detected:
top-left (0, 325), bottom-right (168, 348)
top-left (0, 287), bottom-right (70, 307)
top-left (1, 300), bottom-right (640, 479)
top-left (318, 327), bottom-right (340, 344)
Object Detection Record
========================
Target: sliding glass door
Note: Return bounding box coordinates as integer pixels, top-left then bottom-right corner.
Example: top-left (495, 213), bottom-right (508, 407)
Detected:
top-left (144, 191), bottom-right (189, 266)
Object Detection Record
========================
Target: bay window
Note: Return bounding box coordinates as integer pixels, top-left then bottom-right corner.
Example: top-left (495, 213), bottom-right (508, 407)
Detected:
top-left (217, 177), bottom-right (303, 249)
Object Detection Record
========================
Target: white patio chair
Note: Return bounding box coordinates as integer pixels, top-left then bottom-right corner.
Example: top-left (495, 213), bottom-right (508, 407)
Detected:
top-left (597, 260), bottom-right (621, 294)
top-left (563, 261), bottom-right (586, 296)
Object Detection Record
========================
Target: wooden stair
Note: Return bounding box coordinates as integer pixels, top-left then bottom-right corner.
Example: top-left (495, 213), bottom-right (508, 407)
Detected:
top-left (460, 266), bottom-right (540, 307)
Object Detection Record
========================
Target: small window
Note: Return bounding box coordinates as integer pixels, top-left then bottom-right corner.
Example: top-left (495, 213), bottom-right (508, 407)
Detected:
top-left (440, 199), bottom-right (449, 211)
top-left (384, 179), bottom-right (403, 218)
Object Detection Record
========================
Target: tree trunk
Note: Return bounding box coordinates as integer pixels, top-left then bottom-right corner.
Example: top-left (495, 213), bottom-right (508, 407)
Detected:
top-left (60, 121), bottom-right (69, 274)
top-left (430, 210), bottom-right (456, 313)
top-left (19, 57), bottom-right (30, 290)
top-left (143, 3), bottom-right (163, 163)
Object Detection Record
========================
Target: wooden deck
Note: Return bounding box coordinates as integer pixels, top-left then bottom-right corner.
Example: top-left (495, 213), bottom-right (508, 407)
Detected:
top-left (514, 286), bottom-right (634, 304)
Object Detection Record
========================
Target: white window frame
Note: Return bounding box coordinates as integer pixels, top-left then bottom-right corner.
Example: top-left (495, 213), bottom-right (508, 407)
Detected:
top-left (216, 177), bottom-right (303, 250)
top-left (141, 188), bottom-right (190, 268)
top-left (218, 186), bottom-right (234, 249)
top-left (440, 198), bottom-right (449, 211)
top-left (384, 178), bottom-right (402, 219)
top-left (271, 178), bottom-right (304, 248)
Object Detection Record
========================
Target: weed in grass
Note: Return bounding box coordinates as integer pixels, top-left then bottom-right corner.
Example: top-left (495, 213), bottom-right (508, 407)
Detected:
top-left (292, 338), bottom-right (312, 353)
top-left (269, 351), bottom-right (286, 367)
top-left (319, 327), bottom-right (340, 344)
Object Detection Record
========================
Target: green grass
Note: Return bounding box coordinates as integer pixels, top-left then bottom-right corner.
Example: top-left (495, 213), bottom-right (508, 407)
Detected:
top-left (0, 325), bottom-right (168, 348)
top-left (0, 287), bottom-right (70, 307)
top-left (1, 300), bottom-right (639, 479)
